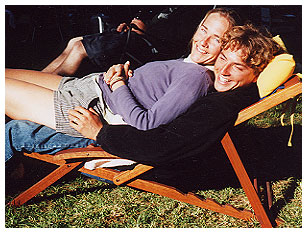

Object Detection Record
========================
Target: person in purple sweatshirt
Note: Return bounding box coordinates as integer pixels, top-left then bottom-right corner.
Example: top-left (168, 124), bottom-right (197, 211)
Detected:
top-left (6, 8), bottom-right (239, 137)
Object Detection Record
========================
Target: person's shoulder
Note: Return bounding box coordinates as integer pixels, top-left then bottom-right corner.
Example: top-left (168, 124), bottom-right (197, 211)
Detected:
top-left (180, 62), bottom-right (212, 77)
top-left (208, 83), bottom-right (260, 106)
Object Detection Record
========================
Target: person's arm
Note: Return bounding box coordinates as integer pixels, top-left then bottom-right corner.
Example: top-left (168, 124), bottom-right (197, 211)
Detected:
top-left (110, 67), bottom-right (212, 130)
top-left (68, 107), bottom-right (103, 140)
top-left (96, 83), bottom-right (260, 166)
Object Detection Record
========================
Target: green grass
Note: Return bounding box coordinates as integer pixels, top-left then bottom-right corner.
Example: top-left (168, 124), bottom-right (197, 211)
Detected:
top-left (5, 97), bottom-right (302, 228)
top-left (247, 95), bottom-right (302, 128)
top-left (5, 177), bottom-right (302, 228)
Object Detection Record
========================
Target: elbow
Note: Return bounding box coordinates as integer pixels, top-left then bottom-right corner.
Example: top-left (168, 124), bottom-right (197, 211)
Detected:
top-left (127, 113), bottom-right (159, 130)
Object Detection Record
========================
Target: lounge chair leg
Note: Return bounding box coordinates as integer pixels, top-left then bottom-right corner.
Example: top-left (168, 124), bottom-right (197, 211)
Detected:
top-left (8, 161), bottom-right (82, 207)
top-left (266, 181), bottom-right (273, 210)
top-left (253, 178), bottom-right (259, 194)
top-left (221, 133), bottom-right (274, 228)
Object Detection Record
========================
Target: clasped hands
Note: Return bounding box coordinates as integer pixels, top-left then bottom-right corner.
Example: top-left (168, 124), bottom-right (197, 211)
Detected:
top-left (104, 61), bottom-right (133, 91)
top-left (68, 62), bottom-right (133, 140)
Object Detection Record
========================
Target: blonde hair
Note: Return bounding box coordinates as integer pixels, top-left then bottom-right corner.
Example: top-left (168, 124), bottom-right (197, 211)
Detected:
top-left (197, 8), bottom-right (240, 30)
top-left (187, 8), bottom-right (241, 53)
top-left (221, 24), bottom-right (284, 76)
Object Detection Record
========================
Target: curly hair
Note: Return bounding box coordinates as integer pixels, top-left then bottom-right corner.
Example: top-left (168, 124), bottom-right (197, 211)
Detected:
top-left (221, 24), bottom-right (284, 76)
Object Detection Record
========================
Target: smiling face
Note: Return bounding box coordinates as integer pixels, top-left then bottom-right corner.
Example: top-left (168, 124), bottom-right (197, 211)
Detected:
top-left (213, 48), bottom-right (256, 92)
top-left (190, 13), bottom-right (230, 65)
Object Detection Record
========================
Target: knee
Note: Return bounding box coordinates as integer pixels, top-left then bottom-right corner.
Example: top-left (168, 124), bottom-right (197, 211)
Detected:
top-left (66, 37), bottom-right (84, 51)
top-left (6, 120), bottom-right (33, 139)
top-left (6, 120), bottom-right (41, 143)
top-left (68, 36), bottom-right (83, 46)
top-left (5, 120), bottom-right (30, 161)
top-left (70, 40), bottom-right (87, 58)
top-left (6, 120), bottom-right (23, 134)
top-left (5, 120), bottom-right (43, 159)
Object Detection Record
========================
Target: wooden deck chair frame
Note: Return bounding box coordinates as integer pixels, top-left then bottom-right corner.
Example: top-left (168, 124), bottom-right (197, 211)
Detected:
top-left (8, 75), bottom-right (302, 228)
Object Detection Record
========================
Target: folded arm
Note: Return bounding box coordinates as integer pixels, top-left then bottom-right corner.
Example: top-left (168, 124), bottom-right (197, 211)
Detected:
top-left (110, 69), bottom-right (211, 130)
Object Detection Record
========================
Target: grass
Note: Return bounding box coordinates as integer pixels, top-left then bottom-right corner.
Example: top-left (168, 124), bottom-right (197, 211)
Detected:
top-left (5, 177), bottom-right (302, 228)
top-left (247, 95), bottom-right (302, 128)
top-left (5, 97), bottom-right (302, 228)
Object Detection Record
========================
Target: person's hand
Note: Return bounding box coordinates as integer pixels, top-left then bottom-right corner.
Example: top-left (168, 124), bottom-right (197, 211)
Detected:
top-left (104, 61), bottom-right (133, 91)
top-left (116, 22), bottom-right (129, 33)
top-left (104, 61), bottom-right (133, 84)
top-left (130, 18), bottom-right (147, 35)
top-left (116, 19), bottom-right (146, 35)
top-left (68, 106), bottom-right (103, 140)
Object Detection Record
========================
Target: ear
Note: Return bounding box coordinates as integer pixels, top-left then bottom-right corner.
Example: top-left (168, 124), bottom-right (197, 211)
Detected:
top-left (252, 76), bottom-right (258, 83)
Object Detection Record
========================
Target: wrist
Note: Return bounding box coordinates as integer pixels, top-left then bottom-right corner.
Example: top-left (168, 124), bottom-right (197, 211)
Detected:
top-left (111, 80), bottom-right (125, 91)
top-left (93, 127), bottom-right (103, 141)
top-left (94, 126), bottom-right (102, 141)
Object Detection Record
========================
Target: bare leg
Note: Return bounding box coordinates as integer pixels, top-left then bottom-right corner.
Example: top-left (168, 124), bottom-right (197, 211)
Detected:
top-left (42, 37), bottom-right (88, 76)
top-left (5, 68), bottom-right (63, 91)
top-left (6, 77), bottom-right (56, 129)
top-left (42, 37), bottom-right (83, 73)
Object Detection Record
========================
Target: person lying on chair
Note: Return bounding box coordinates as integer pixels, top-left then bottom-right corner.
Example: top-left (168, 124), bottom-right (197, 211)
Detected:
top-left (41, 17), bottom-right (148, 76)
top-left (5, 23), bottom-right (284, 169)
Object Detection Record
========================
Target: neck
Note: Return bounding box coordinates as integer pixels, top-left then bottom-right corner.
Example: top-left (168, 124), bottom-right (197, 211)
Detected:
top-left (184, 55), bottom-right (215, 71)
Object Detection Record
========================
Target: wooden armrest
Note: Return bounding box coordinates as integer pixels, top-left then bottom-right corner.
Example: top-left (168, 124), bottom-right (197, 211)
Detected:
top-left (53, 147), bottom-right (120, 161)
top-left (113, 164), bottom-right (154, 185)
top-left (54, 146), bottom-right (154, 184)
top-left (235, 76), bottom-right (302, 126)
top-left (25, 152), bottom-right (66, 165)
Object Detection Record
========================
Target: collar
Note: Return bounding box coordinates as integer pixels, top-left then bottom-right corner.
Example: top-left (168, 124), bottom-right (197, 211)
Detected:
top-left (184, 55), bottom-right (215, 71)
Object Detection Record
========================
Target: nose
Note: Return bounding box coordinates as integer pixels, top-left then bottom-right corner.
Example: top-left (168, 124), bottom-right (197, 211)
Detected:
top-left (220, 63), bottom-right (231, 75)
top-left (200, 35), bottom-right (210, 47)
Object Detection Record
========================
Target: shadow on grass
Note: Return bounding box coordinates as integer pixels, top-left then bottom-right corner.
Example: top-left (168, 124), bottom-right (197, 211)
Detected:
top-left (5, 157), bottom-right (116, 204)
top-left (26, 182), bottom-right (116, 206)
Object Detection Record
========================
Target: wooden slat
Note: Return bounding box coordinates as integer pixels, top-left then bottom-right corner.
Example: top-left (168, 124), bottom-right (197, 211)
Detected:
top-left (9, 161), bottom-right (82, 206)
top-left (79, 166), bottom-right (254, 221)
top-left (53, 147), bottom-right (120, 161)
top-left (221, 133), bottom-right (273, 227)
top-left (25, 152), bottom-right (65, 165)
top-left (113, 164), bottom-right (154, 185)
top-left (235, 77), bottom-right (302, 126)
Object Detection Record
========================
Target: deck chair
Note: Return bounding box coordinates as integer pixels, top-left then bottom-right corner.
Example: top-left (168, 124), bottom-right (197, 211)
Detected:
top-left (7, 74), bottom-right (302, 227)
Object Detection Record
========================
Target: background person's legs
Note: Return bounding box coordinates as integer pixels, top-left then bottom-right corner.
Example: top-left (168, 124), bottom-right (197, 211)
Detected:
top-left (41, 37), bottom-right (87, 76)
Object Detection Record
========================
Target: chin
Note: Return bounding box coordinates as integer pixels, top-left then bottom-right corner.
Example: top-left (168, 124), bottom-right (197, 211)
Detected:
top-left (214, 84), bottom-right (231, 92)
top-left (191, 53), bottom-right (212, 64)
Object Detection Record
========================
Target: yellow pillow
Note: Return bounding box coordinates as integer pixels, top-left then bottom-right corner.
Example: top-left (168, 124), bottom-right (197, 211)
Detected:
top-left (257, 54), bottom-right (295, 98)
top-left (272, 35), bottom-right (288, 53)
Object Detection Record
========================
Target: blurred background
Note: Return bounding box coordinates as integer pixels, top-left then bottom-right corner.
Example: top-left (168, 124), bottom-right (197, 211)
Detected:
top-left (5, 5), bottom-right (302, 74)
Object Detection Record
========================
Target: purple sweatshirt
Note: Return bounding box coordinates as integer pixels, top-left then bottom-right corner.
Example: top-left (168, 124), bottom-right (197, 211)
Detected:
top-left (98, 59), bottom-right (214, 130)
